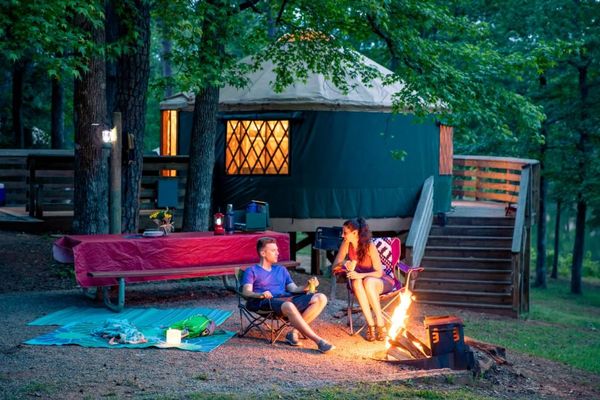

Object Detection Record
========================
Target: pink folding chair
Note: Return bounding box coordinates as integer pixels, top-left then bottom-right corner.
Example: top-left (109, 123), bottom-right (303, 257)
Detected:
top-left (347, 237), bottom-right (423, 335)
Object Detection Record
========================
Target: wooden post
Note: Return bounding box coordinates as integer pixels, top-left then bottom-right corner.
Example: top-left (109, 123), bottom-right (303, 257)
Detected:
top-left (289, 231), bottom-right (297, 261)
top-left (109, 112), bottom-right (122, 234)
top-left (28, 157), bottom-right (36, 217)
top-left (512, 253), bottom-right (520, 313)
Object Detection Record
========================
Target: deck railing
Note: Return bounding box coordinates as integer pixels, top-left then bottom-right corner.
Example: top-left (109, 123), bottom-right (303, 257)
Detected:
top-left (0, 150), bottom-right (190, 215)
top-left (453, 155), bottom-right (539, 213)
top-left (405, 176), bottom-right (434, 267)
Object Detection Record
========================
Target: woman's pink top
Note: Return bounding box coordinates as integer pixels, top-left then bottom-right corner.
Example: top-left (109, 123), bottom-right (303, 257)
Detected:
top-left (348, 242), bottom-right (396, 291)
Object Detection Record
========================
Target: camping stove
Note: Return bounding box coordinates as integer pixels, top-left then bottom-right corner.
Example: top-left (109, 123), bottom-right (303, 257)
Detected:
top-left (386, 315), bottom-right (475, 370)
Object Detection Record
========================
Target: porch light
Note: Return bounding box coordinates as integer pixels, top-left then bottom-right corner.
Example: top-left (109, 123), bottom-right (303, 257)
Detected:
top-left (102, 129), bottom-right (112, 144)
top-left (102, 128), bottom-right (117, 144)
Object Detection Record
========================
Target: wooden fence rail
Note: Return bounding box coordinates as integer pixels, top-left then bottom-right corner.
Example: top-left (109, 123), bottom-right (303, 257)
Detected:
top-left (0, 150), bottom-right (191, 216)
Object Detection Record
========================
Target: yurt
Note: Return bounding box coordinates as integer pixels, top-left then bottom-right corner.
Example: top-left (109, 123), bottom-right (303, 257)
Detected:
top-left (159, 54), bottom-right (453, 233)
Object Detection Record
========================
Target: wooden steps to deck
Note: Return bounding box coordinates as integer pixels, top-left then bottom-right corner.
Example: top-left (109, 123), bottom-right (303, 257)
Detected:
top-left (413, 214), bottom-right (516, 315)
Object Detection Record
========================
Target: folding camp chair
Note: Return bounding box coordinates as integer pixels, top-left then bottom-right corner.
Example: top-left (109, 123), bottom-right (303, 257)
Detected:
top-left (234, 268), bottom-right (290, 344)
top-left (347, 237), bottom-right (423, 335)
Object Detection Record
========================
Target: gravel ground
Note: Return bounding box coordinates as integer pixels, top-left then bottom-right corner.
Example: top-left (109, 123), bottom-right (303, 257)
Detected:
top-left (1, 230), bottom-right (599, 399)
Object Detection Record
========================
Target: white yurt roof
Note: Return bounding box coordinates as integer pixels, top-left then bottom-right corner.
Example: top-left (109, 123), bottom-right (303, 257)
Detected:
top-left (161, 53), bottom-right (407, 113)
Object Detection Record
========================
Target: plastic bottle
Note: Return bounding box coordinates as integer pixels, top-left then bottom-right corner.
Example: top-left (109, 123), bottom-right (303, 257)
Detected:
top-left (307, 279), bottom-right (317, 294)
top-left (225, 204), bottom-right (235, 234)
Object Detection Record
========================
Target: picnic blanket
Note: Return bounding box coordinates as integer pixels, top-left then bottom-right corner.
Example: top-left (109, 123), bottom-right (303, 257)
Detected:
top-left (25, 306), bottom-right (235, 352)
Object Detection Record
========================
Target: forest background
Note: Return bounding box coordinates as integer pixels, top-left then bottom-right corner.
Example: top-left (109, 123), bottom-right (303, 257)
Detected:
top-left (0, 0), bottom-right (599, 294)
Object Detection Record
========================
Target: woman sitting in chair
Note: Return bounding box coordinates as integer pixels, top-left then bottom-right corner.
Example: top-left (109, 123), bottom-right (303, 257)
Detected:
top-left (332, 217), bottom-right (393, 342)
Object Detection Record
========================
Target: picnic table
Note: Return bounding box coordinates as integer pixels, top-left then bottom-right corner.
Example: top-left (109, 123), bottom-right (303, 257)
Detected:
top-left (53, 230), bottom-right (297, 311)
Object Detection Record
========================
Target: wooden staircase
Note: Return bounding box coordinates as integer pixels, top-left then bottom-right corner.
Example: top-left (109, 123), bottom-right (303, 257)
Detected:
top-left (413, 215), bottom-right (517, 315)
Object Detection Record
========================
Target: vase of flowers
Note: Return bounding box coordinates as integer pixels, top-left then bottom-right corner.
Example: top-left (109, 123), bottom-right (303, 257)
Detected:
top-left (149, 208), bottom-right (174, 235)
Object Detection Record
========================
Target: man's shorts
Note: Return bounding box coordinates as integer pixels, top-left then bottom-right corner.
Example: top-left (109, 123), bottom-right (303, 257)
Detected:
top-left (247, 293), bottom-right (314, 315)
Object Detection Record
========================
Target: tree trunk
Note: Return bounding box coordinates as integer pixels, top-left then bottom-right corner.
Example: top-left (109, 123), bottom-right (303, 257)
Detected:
top-left (182, 3), bottom-right (224, 232)
top-left (116, 0), bottom-right (151, 233)
top-left (183, 86), bottom-right (219, 231)
top-left (0, 68), bottom-right (10, 144)
top-left (72, 13), bottom-right (109, 235)
top-left (569, 64), bottom-right (590, 295)
top-left (161, 36), bottom-right (173, 98)
top-left (534, 142), bottom-right (547, 288)
top-left (104, 0), bottom-right (119, 122)
top-left (51, 76), bottom-right (65, 149)
top-left (570, 198), bottom-right (585, 294)
top-left (11, 60), bottom-right (27, 148)
top-left (551, 199), bottom-right (561, 279)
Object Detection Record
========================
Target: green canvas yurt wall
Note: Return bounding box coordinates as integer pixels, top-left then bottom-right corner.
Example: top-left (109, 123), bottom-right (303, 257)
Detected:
top-left (207, 110), bottom-right (450, 219)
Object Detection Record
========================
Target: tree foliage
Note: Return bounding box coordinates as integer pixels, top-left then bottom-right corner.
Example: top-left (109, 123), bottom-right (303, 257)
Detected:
top-left (0, 0), bottom-right (104, 79)
top-left (152, 0), bottom-right (544, 229)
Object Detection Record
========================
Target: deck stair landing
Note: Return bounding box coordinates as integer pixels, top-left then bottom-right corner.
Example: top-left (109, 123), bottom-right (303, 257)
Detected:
top-left (413, 211), bottom-right (516, 315)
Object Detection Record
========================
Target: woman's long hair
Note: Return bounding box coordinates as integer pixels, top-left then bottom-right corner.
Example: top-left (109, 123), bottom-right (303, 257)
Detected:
top-left (343, 217), bottom-right (372, 262)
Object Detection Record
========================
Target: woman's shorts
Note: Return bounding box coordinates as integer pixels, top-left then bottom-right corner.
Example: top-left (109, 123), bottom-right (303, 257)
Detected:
top-left (355, 266), bottom-right (396, 294)
top-left (247, 293), bottom-right (314, 315)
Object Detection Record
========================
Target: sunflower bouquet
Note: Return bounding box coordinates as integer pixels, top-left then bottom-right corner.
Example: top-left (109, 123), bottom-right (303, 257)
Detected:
top-left (149, 208), bottom-right (174, 235)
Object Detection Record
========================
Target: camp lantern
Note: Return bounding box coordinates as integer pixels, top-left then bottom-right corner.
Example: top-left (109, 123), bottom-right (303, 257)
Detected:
top-left (165, 328), bottom-right (182, 345)
top-left (213, 212), bottom-right (225, 235)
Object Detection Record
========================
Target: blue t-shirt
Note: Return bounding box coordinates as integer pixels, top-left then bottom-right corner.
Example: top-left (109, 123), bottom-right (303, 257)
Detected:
top-left (241, 264), bottom-right (294, 297)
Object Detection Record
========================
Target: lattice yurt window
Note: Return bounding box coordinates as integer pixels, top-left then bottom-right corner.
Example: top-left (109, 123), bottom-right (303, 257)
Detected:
top-left (226, 120), bottom-right (290, 175)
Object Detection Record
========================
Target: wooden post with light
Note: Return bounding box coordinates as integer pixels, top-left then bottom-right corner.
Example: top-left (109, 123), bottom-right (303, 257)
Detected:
top-left (102, 112), bottom-right (122, 234)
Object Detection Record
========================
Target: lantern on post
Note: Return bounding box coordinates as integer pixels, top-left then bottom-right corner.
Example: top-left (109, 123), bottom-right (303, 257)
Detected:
top-left (213, 212), bottom-right (225, 235)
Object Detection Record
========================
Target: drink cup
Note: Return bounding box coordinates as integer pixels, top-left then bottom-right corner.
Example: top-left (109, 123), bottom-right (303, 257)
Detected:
top-left (345, 260), bottom-right (357, 272)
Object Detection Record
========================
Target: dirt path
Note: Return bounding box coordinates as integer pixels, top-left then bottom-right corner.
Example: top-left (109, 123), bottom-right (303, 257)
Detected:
top-left (0, 230), bottom-right (598, 399)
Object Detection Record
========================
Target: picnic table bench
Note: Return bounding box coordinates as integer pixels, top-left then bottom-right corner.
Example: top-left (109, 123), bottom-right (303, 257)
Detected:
top-left (87, 260), bottom-right (300, 312)
top-left (53, 230), bottom-right (296, 312)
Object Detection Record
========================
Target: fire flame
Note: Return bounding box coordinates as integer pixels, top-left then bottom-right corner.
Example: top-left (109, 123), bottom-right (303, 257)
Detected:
top-left (385, 288), bottom-right (414, 349)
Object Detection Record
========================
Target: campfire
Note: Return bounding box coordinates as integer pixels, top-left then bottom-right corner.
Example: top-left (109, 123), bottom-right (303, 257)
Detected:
top-left (384, 286), bottom-right (475, 370)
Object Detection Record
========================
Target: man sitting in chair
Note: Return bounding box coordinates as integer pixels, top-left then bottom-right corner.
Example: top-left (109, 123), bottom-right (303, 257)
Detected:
top-left (242, 237), bottom-right (335, 353)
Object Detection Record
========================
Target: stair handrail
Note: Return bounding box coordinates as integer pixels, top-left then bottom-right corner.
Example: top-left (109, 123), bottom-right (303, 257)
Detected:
top-left (405, 176), bottom-right (434, 267)
top-left (511, 165), bottom-right (532, 314)
top-left (512, 166), bottom-right (530, 253)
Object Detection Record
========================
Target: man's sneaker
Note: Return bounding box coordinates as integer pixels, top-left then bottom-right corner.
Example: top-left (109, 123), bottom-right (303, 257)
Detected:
top-left (317, 339), bottom-right (335, 353)
top-left (285, 330), bottom-right (301, 346)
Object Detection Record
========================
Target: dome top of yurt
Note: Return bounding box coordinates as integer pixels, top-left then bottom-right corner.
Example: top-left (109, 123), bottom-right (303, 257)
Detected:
top-left (160, 53), bottom-right (407, 113)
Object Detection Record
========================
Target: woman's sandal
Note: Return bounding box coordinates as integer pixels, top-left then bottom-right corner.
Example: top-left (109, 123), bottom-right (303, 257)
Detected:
top-left (375, 325), bottom-right (386, 341)
top-left (365, 325), bottom-right (376, 342)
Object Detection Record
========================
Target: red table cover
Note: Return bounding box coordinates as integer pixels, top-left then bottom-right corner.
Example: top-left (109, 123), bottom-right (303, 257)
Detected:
top-left (52, 231), bottom-right (291, 287)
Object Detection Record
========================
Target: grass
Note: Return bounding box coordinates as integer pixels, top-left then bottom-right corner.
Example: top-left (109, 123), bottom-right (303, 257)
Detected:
top-left (19, 381), bottom-right (56, 397)
top-left (168, 382), bottom-right (494, 400)
top-left (463, 278), bottom-right (600, 374)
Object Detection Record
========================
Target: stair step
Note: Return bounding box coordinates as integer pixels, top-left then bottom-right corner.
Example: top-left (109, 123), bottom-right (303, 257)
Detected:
top-left (430, 225), bottom-right (513, 237)
top-left (416, 277), bottom-right (512, 293)
top-left (425, 246), bottom-right (512, 258)
top-left (414, 299), bottom-right (513, 310)
top-left (444, 216), bottom-right (515, 226)
top-left (418, 277), bottom-right (512, 285)
top-left (427, 236), bottom-right (512, 248)
top-left (413, 288), bottom-right (513, 305)
top-left (420, 267), bottom-right (512, 280)
top-left (414, 288), bottom-right (511, 297)
top-left (422, 256), bottom-right (512, 269)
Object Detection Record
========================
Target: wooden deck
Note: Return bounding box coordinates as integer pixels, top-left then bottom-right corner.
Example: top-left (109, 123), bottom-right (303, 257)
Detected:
top-left (0, 206), bottom-right (162, 233)
top-left (449, 200), bottom-right (508, 218)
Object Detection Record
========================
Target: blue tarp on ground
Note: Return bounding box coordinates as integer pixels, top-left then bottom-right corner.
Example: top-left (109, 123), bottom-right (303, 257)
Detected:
top-left (25, 306), bottom-right (235, 352)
